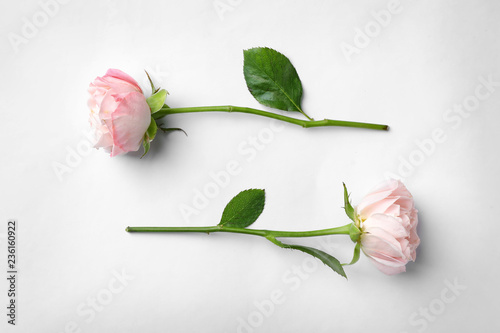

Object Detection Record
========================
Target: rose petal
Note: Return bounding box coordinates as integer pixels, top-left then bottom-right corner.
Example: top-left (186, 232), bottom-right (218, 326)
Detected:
top-left (88, 69), bottom-right (150, 157)
top-left (99, 91), bottom-right (120, 121)
top-left (368, 257), bottom-right (407, 275)
top-left (361, 230), bottom-right (406, 261)
top-left (108, 92), bottom-right (151, 156)
top-left (357, 197), bottom-right (398, 220)
top-left (392, 180), bottom-right (413, 198)
top-left (105, 68), bottom-right (143, 92)
top-left (394, 196), bottom-right (414, 214)
top-left (356, 179), bottom-right (419, 275)
top-left (363, 214), bottom-right (409, 239)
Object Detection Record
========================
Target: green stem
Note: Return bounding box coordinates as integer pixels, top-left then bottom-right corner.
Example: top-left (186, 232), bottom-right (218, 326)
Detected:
top-left (125, 224), bottom-right (352, 238)
top-left (152, 105), bottom-right (388, 131)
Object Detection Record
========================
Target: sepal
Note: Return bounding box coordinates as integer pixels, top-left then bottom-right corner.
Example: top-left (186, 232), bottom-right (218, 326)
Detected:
top-left (147, 89), bottom-right (168, 114)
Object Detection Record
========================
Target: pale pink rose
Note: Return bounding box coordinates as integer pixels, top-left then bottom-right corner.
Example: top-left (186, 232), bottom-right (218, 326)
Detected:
top-left (88, 69), bottom-right (151, 157)
top-left (356, 179), bottom-right (420, 275)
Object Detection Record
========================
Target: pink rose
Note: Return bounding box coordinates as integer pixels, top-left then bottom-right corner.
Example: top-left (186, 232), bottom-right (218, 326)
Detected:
top-left (88, 69), bottom-right (151, 157)
top-left (356, 179), bottom-right (420, 275)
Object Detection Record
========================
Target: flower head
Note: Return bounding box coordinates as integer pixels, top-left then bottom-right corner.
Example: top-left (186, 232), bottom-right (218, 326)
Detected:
top-left (356, 179), bottom-right (420, 275)
top-left (88, 69), bottom-right (151, 157)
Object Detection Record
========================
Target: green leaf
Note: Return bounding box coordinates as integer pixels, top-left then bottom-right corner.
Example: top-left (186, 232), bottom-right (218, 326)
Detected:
top-left (243, 47), bottom-right (306, 116)
top-left (343, 183), bottom-right (355, 222)
top-left (219, 189), bottom-right (265, 228)
top-left (268, 237), bottom-right (346, 278)
top-left (146, 89), bottom-right (167, 113)
top-left (343, 242), bottom-right (361, 266)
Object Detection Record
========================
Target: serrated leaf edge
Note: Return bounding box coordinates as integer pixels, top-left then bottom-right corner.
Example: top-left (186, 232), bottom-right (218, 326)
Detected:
top-left (218, 189), bottom-right (266, 228)
top-left (243, 47), bottom-right (304, 113)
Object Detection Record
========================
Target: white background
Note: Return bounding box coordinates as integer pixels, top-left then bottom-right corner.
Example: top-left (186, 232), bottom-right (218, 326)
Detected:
top-left (1, 0), bottom-right (499, 332)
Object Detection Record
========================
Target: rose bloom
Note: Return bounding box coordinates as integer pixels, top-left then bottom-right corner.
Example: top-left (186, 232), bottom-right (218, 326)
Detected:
top-left (355, 179), bottom-right (420, 275)
top-left (88, 69), bottom-right (151, 157)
